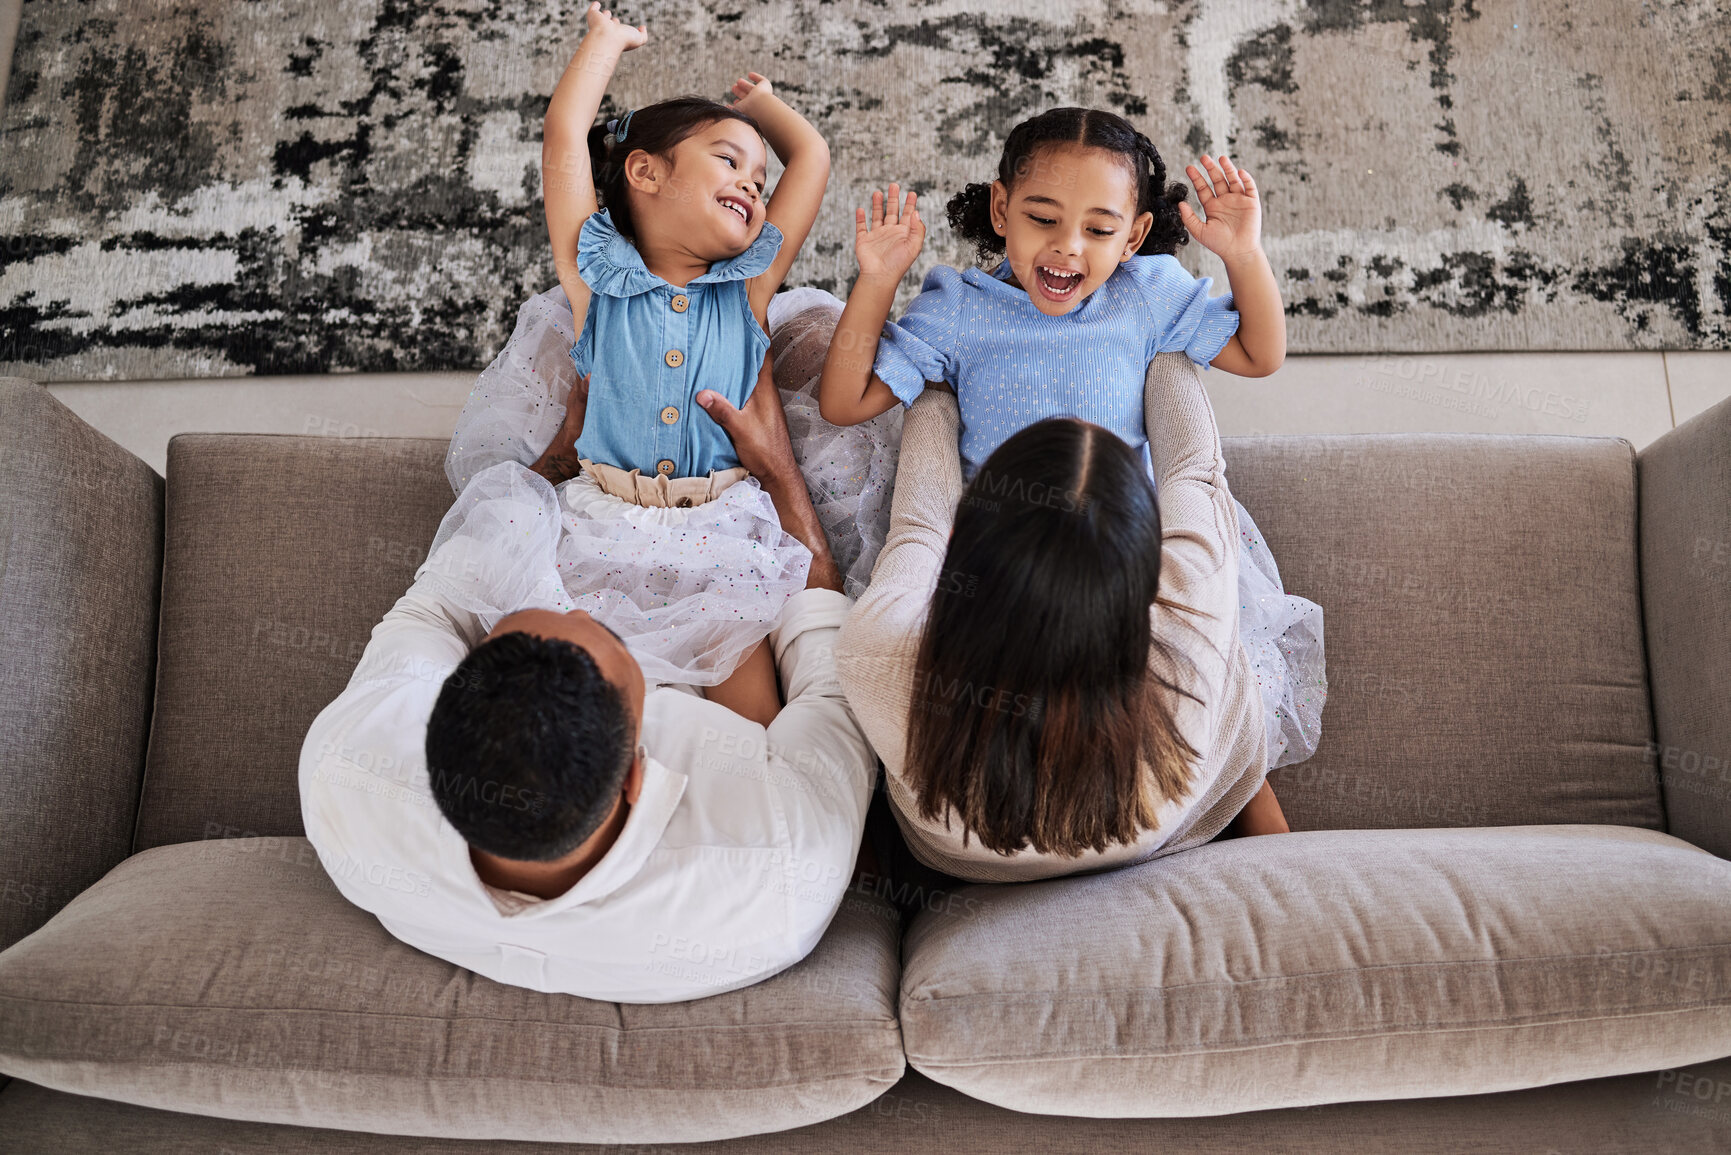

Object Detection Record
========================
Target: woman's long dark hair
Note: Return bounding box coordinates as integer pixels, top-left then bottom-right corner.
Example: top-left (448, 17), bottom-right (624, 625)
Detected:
top-left (904, 418), bottom-right (1200, 857)
top-left (586, 97), bottom-right (763, 243)
top-left (946, 107), bottom-right (1190, 262)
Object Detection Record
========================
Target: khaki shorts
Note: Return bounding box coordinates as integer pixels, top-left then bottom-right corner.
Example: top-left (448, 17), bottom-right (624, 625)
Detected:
top-left (579, 459), bottom-right (750, 509)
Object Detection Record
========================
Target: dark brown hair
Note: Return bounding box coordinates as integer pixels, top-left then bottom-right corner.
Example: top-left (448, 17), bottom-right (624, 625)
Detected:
top-left (946, 106), bottom-right (1190, 262)
top-left (903, 418), bottom-right (1200, 857)
top-left (587, 97), bottom-right (763, 243)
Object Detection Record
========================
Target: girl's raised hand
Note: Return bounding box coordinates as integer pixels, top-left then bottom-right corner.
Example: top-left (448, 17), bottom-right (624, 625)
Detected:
top-left (729, 72), bottom-right (774, 110)
top-left (1178, 155), bottom-right (1262, 260)
top-left (855, 183), bottom-right (925, 281)
top-left (583, 3), bottom-right (647, 50)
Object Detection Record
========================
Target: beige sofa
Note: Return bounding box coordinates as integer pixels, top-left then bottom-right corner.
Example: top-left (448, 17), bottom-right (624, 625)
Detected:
top-left (1, 371), bottom-right (1729, 1151)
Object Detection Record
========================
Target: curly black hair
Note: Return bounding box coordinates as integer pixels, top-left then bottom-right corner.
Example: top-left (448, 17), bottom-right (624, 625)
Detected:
top-left (946, 107), bottom-right (1190, 262)
top-left (425, 631), bottom-right (634, 862)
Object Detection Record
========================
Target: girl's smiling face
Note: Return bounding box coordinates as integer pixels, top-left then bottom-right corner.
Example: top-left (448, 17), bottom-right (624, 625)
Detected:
top-left (990, 142), bottom-right (1154, 316)
top-left (626, 121), bottom-right (769, 260)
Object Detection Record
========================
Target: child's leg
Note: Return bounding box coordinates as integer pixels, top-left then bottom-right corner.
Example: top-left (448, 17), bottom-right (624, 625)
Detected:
top-left (702, 640), bottom-right (781, 728)
top-left (1229, 779), bottom-right (1291, 837)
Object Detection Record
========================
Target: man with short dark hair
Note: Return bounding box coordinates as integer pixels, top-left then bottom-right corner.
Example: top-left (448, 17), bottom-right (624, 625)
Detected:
top-left (425, 626), bottom-right (638, 875)
top-left (299, 369), bottom-right (872, 1002)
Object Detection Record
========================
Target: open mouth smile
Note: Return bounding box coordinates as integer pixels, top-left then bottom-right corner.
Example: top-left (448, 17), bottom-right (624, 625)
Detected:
top-left (718, 196), bottom-right (753, 224)
top-left (1034, 264), bottom-right (1085, 301)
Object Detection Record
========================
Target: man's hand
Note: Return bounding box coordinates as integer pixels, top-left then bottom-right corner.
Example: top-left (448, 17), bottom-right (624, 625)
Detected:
top-left (698, 362), bottom-right (843, 592)
top-left (695, 364), bottom-right (798, 487)
top-left (529, 374), bottom-right (590, 486)
top-left (583, 3), bottom-right (647, 52)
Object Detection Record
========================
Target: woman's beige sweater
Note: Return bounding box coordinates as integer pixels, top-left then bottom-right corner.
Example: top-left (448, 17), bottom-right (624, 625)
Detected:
top-left (834, 352), bottom-right (1267, 882)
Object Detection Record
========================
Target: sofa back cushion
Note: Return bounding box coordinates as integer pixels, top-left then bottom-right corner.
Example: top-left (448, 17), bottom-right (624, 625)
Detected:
top-left (135, 430), bottom-right (1661, 848)
top-left (1224, 433), bottom-right (1660, 832)
top-left (1638, 395), bottom-right (1731, 858)
top-left (134, 434), bottom-right (453, 849)
top-left (0, 381), bottom-right (163, 946)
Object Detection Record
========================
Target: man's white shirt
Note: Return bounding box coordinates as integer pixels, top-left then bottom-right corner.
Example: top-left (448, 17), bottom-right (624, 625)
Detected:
top-left (299, 501), bottom-right (874, 1003)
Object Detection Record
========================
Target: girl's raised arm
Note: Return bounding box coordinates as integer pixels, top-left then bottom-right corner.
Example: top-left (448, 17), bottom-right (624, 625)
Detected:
top-left (545, 4), bottom-right (646, 323)
top-left (1178, 154), bottom-right (1286, 377)
top-left (731, 74), bottom-right (832, 323)
top-left (818, 184), bottom-right (924, 426)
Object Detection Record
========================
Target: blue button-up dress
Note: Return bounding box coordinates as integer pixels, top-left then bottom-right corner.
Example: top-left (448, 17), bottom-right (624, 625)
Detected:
top-left (571, 209), bottom-right (783, 479)
top-left (873, 256), bottom-right (1241, 477)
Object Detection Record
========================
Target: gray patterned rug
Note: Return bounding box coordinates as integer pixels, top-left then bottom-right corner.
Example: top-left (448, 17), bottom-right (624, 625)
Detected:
top-left (2, 0), bottom-right (1727, 381)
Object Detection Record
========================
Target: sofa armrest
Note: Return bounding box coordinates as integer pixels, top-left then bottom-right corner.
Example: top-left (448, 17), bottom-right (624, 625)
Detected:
top-left (0, 379), bottom-right (162, 948)
top-left (1639, 393), bottom-right (1731, 858)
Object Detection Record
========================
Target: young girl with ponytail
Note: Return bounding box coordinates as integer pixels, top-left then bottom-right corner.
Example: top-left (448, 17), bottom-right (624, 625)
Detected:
top-left (439, 4), bottom-right (848, 725)
top-left (821, 107), bottom-right (1326, 839)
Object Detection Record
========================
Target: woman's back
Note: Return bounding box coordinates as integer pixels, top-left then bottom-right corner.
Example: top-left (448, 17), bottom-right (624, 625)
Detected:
top-left (836, 354), bottom-right (1270, 882)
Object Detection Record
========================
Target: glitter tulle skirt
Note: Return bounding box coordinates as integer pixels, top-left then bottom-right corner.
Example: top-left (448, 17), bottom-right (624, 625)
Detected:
top-left (438, 283), bottom-right (1320, 746)
top-left (1233, 499), bottom-right (1327, 769)
top-left (439, 285), bottom-right (901, 684)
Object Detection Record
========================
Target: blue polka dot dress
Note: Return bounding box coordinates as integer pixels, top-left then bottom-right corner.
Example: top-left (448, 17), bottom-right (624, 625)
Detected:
top-left (873, 258), bottom-right (1326, 768)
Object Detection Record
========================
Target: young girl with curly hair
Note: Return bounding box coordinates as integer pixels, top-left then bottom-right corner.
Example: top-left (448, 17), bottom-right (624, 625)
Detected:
top-left (821, 107), bottom-right (1325, 844)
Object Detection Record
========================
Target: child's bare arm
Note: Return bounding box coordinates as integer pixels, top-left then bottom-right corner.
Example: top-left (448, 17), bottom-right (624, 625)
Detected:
top-left (1229, 779), bottom-right (1291, 837)
top-left (1208, 245), bottom-right (1286, 377)
top-left (732, 75), bottom-right (832, 322)
top-left (545, 4), bottom-right (646, 325)
top-left (818, 184), bottom-right (924, 427)
top-left (1177, 154), bottom-right (1287, 378)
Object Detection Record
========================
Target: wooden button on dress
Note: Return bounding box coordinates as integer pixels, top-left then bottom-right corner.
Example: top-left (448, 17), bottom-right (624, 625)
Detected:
top-left (660, 406), bottom-right (679, 425)
top-left (664, 349), bottom-right (684, 368)
top-left (670, 294), bottom-right (689, 312)
top-left (656, 459), bottom-right (675, 476)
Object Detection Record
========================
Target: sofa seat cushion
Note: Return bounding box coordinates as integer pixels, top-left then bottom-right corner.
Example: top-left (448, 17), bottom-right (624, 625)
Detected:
top-left (0, 838), bottom-right (905, 1143)
top-left (900, 825), bottom-right (1731, 1116)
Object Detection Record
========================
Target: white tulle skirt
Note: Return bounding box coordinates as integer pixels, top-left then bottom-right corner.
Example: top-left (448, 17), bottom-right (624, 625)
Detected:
top-left (1233, 499), bottom-right (1327, 769)
top-left (766, 287), bottom-right (903, 599)
top-left (419, 459), bottom-right (811, 687)
top-left (440, 283), bottom-right (1321, 750)
top-left (553, 471), bottom-right (810, 685)
top-left (440, 285), bottom-right (900, 686)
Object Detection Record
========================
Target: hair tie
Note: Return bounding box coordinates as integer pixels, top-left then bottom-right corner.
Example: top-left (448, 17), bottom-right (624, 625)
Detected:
top-left (606, 108), bottom-right (635, 144)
